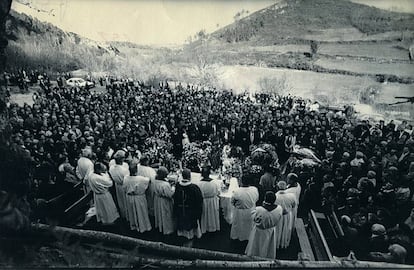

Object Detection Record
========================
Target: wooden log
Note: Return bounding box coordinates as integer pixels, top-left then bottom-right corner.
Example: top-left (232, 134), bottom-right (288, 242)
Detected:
top-left (30, 223), bottom-right (266, 262)
top-left (101, 251), bottom-right (413, 269)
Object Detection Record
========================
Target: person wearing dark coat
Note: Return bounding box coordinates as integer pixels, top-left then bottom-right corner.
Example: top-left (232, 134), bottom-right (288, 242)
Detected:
top-left (173, 169), bottom-right (203, 245)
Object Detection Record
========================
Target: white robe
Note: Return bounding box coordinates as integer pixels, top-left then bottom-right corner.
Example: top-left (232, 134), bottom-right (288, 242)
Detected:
top-left (137, 165), bottom-right (157, 217)
top-left (245, 205), bottom-right (283, 259)
top-left (153, 179), bottom-right (175, 235)
top-left (89, 173), bottom-right (119, 224)
top-left (76, 157), bottom-right (94, 192)
top-left (275, 191), bottom-right (296, 249)
top-left (285, 183), bottom-right (301, 233)
top-left (197, 180), bottom-right (220, 234)
top-left (230, 186), bottom-right (259, 241)
top-left (123, 175), bottom-right (152, 233)
top-left (109, 163), bottom-right (129, 219)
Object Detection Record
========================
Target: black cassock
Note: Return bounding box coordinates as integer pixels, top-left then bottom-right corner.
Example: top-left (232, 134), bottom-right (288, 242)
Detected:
top-left (173, 183), bottom-right (203, 231)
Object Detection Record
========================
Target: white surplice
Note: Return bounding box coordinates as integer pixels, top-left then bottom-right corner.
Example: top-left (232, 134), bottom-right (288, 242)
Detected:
top-left (230, 186), bottom-right (259, 241)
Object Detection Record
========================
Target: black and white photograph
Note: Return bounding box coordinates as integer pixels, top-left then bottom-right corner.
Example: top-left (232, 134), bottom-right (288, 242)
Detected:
top-left (0, 0), bottom-right (413, 268)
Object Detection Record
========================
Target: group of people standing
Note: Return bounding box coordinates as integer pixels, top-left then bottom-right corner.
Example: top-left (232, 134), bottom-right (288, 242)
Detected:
top-left (77, 147), bottom-right (222, 246)
top-left (230, 172), bottom-right (300, 259)
top-left (5, 74), bottom-right (414, 263)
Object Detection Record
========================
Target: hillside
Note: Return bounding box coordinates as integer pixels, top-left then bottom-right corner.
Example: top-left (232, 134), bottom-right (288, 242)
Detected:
top-left (212, 0), bottom-right (414, 44)
top-left (5, 9), bottom-right (123, 72)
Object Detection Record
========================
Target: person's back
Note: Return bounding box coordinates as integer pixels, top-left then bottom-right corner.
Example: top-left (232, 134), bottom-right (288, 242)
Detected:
top-left (245, 192), bottom-right (283, 259)
top-left (109, 151), bottom-right (129, 219)
top-left (230, 175), bottom-right (259, 241)
top-left (275, 181), bottom-right (296, 249)
top-left (173, 169), bottom-right (203, 241)
top-left (89, 163), bottom-right (119, 225)
top-left (198, 178), bottom-right (220, 234)
top-left (138, 158), bottom-right (157, 216)
top-left (153, 167), bottom-right (175, 235)
top-left (259, 171), bottom-right (276, 192)
top-left (123, 171), bottom-right (151, 233)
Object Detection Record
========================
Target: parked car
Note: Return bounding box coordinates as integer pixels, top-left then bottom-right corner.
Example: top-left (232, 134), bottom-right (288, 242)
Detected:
top-left (66, 78), bottom-right (95, 88)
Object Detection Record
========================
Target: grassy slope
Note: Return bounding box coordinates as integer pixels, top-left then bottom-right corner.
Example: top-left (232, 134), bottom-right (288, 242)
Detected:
top-left (212, 0), bottom-right (414, 45)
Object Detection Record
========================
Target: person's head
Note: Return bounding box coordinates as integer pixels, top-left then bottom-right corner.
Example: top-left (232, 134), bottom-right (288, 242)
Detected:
top-left (156, 166), bottom-right (169, 180)
top-left (241, 173), bottom-right (252, 187)
top-left (81, 148), bottom-right (93, 159)
top-left (263, 191), bottom-right (276, 206)
top-left (340, 215), bottom-right (352, 227)
top-left (287, 173), bottom-right (298, 186)
top-left (181, 168), bottom-right (191, 182)
top-left (277, 180), bottom-right (287, 191)
top-left (94, 162), bottom-right (107, 174)
top-left (140, 154), bottom-right (150, 166)
top-left (201, 166), bottom-right (211, 180)
top-left (113, 150), bottom-right (126, 165)
top-left (388, 244), bottom-right (407, 264)
top-left (129, 162), bottom-right (138, 176)
top-left (371, 223), bottom-right (386, 238)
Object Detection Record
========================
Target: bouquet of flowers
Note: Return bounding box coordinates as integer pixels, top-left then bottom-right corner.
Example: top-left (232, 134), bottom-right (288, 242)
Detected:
top-left (143, 136), bottom-right (173, 167)
top-left (221, 145), bottom-right (243, 180)
top-left (182, 141), bottom-right (212, 172)
top-left (250, 143), bottom-right (279, 171)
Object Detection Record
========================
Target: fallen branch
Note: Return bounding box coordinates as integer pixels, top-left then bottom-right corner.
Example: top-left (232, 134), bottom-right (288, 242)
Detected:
top-left (102, 251), bottom-right (413, 269)
top-left (30, 223), bottom-right (266, 262)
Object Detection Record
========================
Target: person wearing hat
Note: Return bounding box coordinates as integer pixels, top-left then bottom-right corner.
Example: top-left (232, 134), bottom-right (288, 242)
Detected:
top-left (153, 166), bottom-right (175, 235)
top-left (123, 161), bottom-right (151, 233)
top-left (109, 150), bottom-right (130, 220)
top-left (245, 191), bottom-right (283, 259)
top-left (368, 223), bottom-right (389, 253)
top-left (275, 180), bottom-right (296, 249)
top-left (88, 162), bottom-right (119, 225)
top-left (173, 168), bottom-right (203, 245)
top-left (230, 174), bottom-right (259, 241)
top-left (76, 147), bottom-right (94, 194)
top-left (197, 166), bottom-right (220, 234)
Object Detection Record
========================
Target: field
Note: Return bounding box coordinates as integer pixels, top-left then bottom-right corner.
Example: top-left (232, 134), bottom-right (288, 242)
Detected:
top-left (315, 58), bottom-right (414, 77)
top-left (318, 43), bottom-right (410, 60)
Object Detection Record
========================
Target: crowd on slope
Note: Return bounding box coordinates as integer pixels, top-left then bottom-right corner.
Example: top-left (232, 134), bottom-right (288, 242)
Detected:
top-left (4, 76), bottom-right (414, 264)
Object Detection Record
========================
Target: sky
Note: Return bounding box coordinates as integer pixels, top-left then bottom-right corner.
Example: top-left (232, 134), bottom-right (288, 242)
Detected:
top-left (12, 0), bottom-right (276, 45)
top-left (11, 0), bottom-right (414, 45)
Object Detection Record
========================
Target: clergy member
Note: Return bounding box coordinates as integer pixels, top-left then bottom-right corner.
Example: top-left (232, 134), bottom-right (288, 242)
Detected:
top-left (230, 174), bottom-right (259, 241)
top-left (109, 150), bottom-right (129, 219)
top-left (153, 166), bottom-right (175, 235)
top-left (275, 180), bottom-right (296, 249)
top-left (88, 162), bottom-right (120, 225)
top-left (173, 168), bottom-right (203, 245)
top-left (245, 191), bottom-right (283, 259)
top-left (123, 161), bottom-right (151, 233)
top-left (197, 166), bottom-right (220, 234)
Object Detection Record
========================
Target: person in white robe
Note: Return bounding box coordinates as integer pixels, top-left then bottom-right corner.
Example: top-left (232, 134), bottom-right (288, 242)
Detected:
top-left (109, 150), bottom-right (129, 219)
top-left (275, 180), bottom-right (296, 249)
top-left (123, 161), bottom-right (151, 233)
top-left (230, 174), bottom-right (259, 241)
top-left (285, 173), bottom-right (301, 233)
top-left (245, 191), bottom-right (283, 259)
top-left (197, 167), bottom-right (220, 234)
top-left (76, 148), bottom-right (94, 193)
top-left (153, 166), bottom-right (175, 235)
top-left (88, 162), bottom-right (119, 224)
top-left (137, 155), bottom-right (157, 217)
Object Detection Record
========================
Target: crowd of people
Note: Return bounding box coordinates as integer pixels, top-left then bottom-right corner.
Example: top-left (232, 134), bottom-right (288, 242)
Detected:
top-left (4, 75), bottom-right (414, 263)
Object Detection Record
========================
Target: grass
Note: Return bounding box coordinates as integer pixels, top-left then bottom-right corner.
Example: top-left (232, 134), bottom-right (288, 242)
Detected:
top-left (212, 0), bottom-right (414, 45)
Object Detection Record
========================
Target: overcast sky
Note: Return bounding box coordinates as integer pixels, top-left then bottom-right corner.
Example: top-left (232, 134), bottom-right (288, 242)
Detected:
top-left (12, 0), bottom-right (414, 45)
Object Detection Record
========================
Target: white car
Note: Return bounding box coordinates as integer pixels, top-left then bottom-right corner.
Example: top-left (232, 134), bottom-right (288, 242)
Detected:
top-left (66, 78), bottom-right (95, 88)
